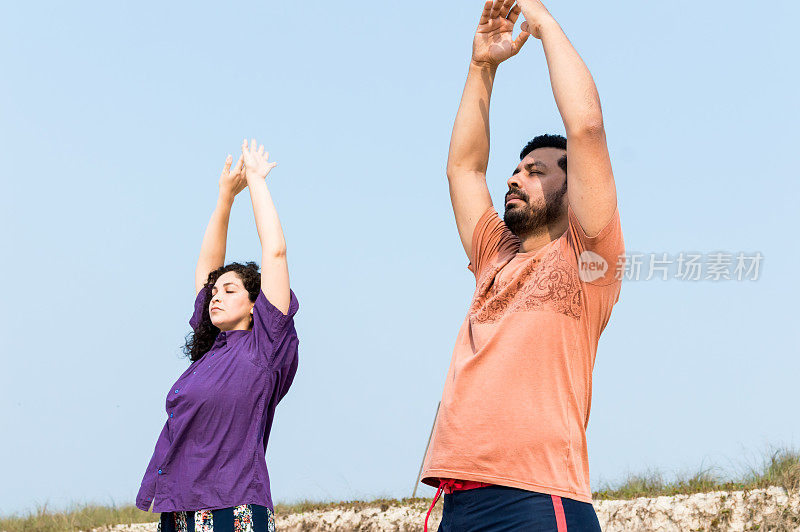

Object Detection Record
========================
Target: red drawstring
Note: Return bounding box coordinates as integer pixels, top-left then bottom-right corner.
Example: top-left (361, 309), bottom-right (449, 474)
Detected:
top-left (424, 479), bottom-right (491, 532)
top-left (423, 481), bottom-right (448, 532)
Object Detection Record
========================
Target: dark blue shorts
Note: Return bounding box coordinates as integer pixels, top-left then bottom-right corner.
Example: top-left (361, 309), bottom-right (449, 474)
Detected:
top-left (438, 485), bottom-right (601, 532)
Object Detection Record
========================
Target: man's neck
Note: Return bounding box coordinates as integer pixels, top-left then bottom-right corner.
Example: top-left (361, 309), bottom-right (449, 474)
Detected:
top-left (517, 218), bottom-right (569, 254)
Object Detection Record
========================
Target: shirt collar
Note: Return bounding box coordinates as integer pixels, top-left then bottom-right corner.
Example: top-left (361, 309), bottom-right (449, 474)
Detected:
top-left (212, 329), bottom-right (249, 348)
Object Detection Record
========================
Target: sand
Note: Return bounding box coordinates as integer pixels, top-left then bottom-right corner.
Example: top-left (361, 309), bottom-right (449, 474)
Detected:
top-left (95, 486), bottom-right (800, 531)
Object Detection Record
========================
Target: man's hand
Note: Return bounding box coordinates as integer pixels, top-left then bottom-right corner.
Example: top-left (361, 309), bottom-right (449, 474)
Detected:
top-left (241, 138), bottom-right (278, 182)
top-left (472, 0), bottom-right (530, 67)
top-left (516, 0), bottom-right (556, 40)
top-left (218, 154), bottom-right (247, 200)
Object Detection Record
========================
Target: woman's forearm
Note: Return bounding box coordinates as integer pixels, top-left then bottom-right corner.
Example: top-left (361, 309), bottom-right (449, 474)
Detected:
top-left (195, 194), bottom-right (234, 293)
top-left (246, 174), bottom-right (290, 313)
top-left (246, 176), bottom-right (286, 257)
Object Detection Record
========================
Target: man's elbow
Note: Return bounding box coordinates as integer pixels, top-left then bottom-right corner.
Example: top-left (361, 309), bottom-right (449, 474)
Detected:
top-left (566, 114), bottom-right (605, 140)
top-left (446, 165), bottom-right (486, 183)
top-left (445, 160), bottom-right (460, 181)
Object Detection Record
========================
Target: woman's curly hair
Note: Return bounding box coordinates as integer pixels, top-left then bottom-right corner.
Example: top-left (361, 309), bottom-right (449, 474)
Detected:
top-left (183, 261), bottom-right (261, 362)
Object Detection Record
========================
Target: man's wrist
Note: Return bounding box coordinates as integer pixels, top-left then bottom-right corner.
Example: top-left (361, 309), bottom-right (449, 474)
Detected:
top-left (470, 59), bottom-right (498, 73)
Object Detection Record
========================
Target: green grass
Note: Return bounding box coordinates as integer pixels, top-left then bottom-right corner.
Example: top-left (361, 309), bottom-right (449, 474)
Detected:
top-left (0, 503), bottom-right (158, 532)
top-left (593, 448), bottom-right (800, 500)
top-left (2, 448), bottom-right (798, 531)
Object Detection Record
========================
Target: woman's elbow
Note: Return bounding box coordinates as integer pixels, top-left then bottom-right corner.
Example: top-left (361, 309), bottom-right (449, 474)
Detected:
top-left (264, 246), bottom-right (287, 259)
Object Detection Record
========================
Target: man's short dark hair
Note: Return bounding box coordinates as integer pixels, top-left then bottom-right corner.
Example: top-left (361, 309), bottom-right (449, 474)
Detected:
top-left (520, 134), bottom-right (567, 175)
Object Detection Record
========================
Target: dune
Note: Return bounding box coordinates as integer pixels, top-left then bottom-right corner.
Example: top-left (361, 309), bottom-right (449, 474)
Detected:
top-left (92, 486), bottom-right (799, 531)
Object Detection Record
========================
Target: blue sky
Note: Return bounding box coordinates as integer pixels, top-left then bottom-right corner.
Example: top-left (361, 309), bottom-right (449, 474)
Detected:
top-left (1, 0), bottom-right (798, 516)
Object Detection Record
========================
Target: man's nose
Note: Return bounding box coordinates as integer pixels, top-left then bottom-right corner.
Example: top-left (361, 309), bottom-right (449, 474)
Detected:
top-left (507, 174), bottom-right (521, 190)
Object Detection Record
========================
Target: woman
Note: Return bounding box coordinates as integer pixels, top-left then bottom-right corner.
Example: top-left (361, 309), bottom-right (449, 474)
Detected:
top-left (136, 139), bottom-right (299, 532)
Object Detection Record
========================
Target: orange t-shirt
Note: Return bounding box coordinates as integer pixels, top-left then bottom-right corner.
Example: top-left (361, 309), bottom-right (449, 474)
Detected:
top-left (421, 203), bottom-right (625, 503)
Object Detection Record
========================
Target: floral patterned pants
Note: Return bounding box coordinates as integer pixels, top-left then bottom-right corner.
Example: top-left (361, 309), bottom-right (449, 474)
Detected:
top-left (156, 503), bottom-right (275, 532)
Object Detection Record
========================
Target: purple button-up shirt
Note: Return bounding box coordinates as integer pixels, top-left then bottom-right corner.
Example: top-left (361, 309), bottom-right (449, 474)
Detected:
top-left (136, 285), bottom-right (299, 512)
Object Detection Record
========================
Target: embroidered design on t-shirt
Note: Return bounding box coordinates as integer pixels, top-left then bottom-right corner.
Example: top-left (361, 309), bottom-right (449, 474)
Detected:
top-left (470, 245), bottom-right (582, 323)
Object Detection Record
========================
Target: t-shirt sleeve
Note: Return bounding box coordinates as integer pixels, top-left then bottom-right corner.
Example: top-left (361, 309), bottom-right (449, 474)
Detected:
top-left (467, 206), bottom-right (520, 280)
top-left (564, 203), bottom-right (625, 287)
top-left (189, 285), bottom-right (210, 331)
top-left (251, 288), bottom-right (300, 368)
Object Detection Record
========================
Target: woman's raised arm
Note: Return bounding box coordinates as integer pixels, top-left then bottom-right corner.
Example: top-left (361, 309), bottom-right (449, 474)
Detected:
top-left (241, 138), bottom-right (291, 315)
top-left (194, 154), bottom-right (247, 294)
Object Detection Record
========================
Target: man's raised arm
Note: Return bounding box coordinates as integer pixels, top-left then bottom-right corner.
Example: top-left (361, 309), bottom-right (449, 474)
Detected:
top-left (447, 0), bottom-right (529, 261)
top-left (518, 1), bottom-right (618, 236)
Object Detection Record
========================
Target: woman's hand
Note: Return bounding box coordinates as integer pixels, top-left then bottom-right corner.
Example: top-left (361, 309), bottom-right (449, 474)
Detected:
top-left (241, 138), bottom-right (278, 182)
top-left (472, 0), bottom-right (529, 67)
top-left (218, 154), bottom-right (247, 201)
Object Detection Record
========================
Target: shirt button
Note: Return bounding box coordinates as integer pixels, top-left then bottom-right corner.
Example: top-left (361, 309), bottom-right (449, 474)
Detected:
top-left (169, 412), bottom-right (174, 418)
top-left (174, 389), bottom-right (179, 394)
top-left (157, 469), bottom-right (163, 475)
top-left (193, 371), bottom-right (197, 374)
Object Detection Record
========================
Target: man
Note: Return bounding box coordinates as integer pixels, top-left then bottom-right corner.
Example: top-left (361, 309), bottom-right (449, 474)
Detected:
top-left (420, 1), bottom-right (624, 530)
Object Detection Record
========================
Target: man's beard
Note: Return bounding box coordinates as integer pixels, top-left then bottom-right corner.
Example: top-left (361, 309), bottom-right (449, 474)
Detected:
top-left (503, 181), bottom-right (568, 238)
